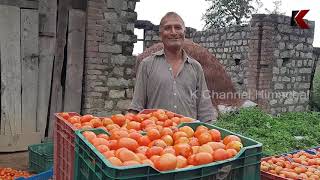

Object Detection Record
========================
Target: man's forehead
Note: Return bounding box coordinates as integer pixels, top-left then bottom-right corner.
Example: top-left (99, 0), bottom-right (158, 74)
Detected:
top-left (162, 16), bottom-right (184, 26)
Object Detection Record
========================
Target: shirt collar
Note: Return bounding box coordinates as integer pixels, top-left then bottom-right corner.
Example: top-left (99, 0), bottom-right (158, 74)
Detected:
top-left (153, 49), bottom-right (191, 63)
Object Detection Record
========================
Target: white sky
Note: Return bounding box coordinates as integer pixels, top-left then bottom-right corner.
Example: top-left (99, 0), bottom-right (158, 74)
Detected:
top-left (133, 0), bottom-right (320, 55)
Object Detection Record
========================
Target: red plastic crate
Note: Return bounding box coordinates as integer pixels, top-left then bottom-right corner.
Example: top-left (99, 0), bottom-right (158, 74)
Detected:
top-left (53, 112), bottom-right (79, 180)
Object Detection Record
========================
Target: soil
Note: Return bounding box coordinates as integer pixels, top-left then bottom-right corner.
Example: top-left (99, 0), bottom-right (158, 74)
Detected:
top-left (0, 151), bottom-right (29, 171)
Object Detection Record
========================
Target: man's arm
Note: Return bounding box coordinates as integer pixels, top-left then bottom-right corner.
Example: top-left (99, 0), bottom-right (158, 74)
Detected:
top-left (128, 60), bottom-right (148, 113)
top-left (196, 67), bottom-right (216, 122)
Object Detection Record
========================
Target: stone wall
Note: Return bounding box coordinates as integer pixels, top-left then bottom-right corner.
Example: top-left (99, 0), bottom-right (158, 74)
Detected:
top-left (136, 15), bottom-right (317, 114)
top-left (191, 26), bottom-right (250, 94)
top-left (82, 0), bottom-right (138, 116)
top-left (257, 15), bottom-right (315, 114)
top-left (314, 48), bottom-right (320, 68)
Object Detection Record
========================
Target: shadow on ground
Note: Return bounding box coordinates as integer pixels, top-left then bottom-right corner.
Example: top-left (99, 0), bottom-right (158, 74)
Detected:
top-left (0, 151), bottom-right (28, 170)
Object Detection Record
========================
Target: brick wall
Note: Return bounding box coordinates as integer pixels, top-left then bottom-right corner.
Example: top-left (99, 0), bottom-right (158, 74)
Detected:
top-left (82, 0), bottom-right (138, 116)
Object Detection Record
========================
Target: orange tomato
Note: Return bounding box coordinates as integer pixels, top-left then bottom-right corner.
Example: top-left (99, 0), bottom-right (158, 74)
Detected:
top-left (213, 149), bottom-right (229, 161)
top-left (174, 143), bottom-right (192, 158)
top-left (108, 157), bottom-right (122, 166)
top-left (117, 149), bottom-right (140, 162)
top-left (103, 150), bottom-right (115, 158)
top-left (161, 127), bottom-right (173, 136)
top-left (147, 129), bottom-right (161, 141)
top-left (82, 131), bottom-right (97, 143)
top-left (154, 153), bottom-right (177, 171)
top-left (136, 146), bottom-right (149, 155)
top-left (209, 129), bottom-right (221, 142)
top-left (80, 114), bottom-right (94, 123)
top-left (179, 126), bottom-right (194, 138)
top-left (161, 135), bottom-right (174, 146)
top-left (129, 132), bottom-right (143, 142)
top-left (161, 146), bottom-right (176, 156)
top-left (110, 130), bottom-right (129, 140)
top-left (223, 135), bottom-right (241, 145)
top-left (198, 132), bottom-right (212, 145)
top-left (118, 137), bottom-right (139, 151)
top-left (102, 117), bottom-right (113, 126)
top-left (92, 138), bottom-right (108, 147)
top-left (173, 131), bottom-right (188, 141)
top-left (146, 146), bottom-right (164, 158)
top-left (195, 152), bottom-right (213, 165)
top-left (225, 141), bottom-right (243, 152)
top-left (60, 112), bottom-right (70, 120)
top-left (90, 118), bottom-right (103, 128)
top-left (96, 145), bottom-right (110, 153)
top-left (176, 155), bottom-right (188, 168)
top-left (127, 121), bottom-right (141, 131)
top-left (111, 114), bottom-right (126, 126)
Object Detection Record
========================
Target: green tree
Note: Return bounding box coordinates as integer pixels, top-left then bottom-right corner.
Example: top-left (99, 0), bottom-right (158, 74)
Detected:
top-left (202, 0), bottom-right (262, 29)
top-left (264, 0), bottom-right (285, 15)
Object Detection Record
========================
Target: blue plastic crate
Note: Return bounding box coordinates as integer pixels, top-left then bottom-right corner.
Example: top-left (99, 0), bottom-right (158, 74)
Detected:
top-left (284, 146), bottom-right (320, 155)
top-left (15, 168), bottom-right (53, 180)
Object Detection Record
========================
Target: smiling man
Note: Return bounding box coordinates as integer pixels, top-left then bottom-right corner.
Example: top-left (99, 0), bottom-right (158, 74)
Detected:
top-left (129, 12), bottom-right (216, 122)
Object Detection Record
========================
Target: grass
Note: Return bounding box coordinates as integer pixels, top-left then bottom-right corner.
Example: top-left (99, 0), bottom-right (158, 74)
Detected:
top-left (213, 107), bottom-right (320, 156)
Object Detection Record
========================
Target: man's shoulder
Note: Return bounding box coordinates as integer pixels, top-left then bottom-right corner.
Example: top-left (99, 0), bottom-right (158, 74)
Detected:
top-left (186, 55), bottom-right (203, 71)
top-left (140, 52), bottom-right (158, 64)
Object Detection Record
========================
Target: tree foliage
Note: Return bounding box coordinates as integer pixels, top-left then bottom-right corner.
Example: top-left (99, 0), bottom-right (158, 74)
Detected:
top-left (264, 0), bottom-right (285, 15)
top-left (202, 0), bottom-right (262, 29)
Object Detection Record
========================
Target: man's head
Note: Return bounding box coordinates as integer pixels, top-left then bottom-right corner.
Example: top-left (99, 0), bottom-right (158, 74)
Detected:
top-left (159, 12), bottom-right (185, 50)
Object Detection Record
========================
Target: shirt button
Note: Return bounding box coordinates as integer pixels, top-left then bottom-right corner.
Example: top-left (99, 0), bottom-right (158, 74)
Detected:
top-left (169, 67), bottom-right (172, 71)
top-left (174, 105), bottom-right (177, 109)
top-left (174, 93), bottom-right (177, 96)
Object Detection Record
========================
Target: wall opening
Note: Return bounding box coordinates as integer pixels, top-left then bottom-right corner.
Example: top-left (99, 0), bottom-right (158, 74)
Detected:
top-left (133, 28), bottom-right (144, 56)
top-left (282, 58), bottom-right (290, 66)
top-left (235, 59), bottom-right (241, 65)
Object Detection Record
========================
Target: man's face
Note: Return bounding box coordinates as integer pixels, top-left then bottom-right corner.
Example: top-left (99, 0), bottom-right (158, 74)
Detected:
top-left (160, 16), bottom-right (185, 49)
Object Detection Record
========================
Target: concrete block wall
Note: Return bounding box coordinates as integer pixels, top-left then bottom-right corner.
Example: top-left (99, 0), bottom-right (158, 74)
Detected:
top-left (82, 0), bottom-right (138, 116)
top-left (191, 26), bottom-right (250, 94)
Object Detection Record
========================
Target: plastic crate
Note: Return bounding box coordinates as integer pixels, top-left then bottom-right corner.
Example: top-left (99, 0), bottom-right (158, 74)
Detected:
top-left (28, 142), bottom-right (53, 174)
top-left (15, 168), bottom-right (53, 180)
top-left (53, 112), bottom-right (80, 180)
top-left (260, 146), bottom-right (320, 180)
top-left (74, 122), bottom-right (262, 180)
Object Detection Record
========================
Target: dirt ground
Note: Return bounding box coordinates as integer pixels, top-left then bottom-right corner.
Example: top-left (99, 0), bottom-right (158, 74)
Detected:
top-left (0, 151), bottom-right (29, 171)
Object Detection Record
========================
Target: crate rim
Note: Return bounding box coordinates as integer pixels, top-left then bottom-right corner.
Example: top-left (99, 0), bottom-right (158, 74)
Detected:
top-left (261, 145), bottom-right (320, 160)
top-left (75, 122), bottom-right (262, 174)
top-left (28, 142), bottom-right (54, 157)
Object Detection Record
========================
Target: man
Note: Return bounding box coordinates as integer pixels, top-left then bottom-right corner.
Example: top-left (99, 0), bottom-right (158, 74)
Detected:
top-left (129, 12), bottom-right (215, 122)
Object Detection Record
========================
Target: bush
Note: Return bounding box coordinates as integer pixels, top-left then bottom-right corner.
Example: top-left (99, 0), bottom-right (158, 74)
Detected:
top-left (214, 107), bottom-right (320, 156)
